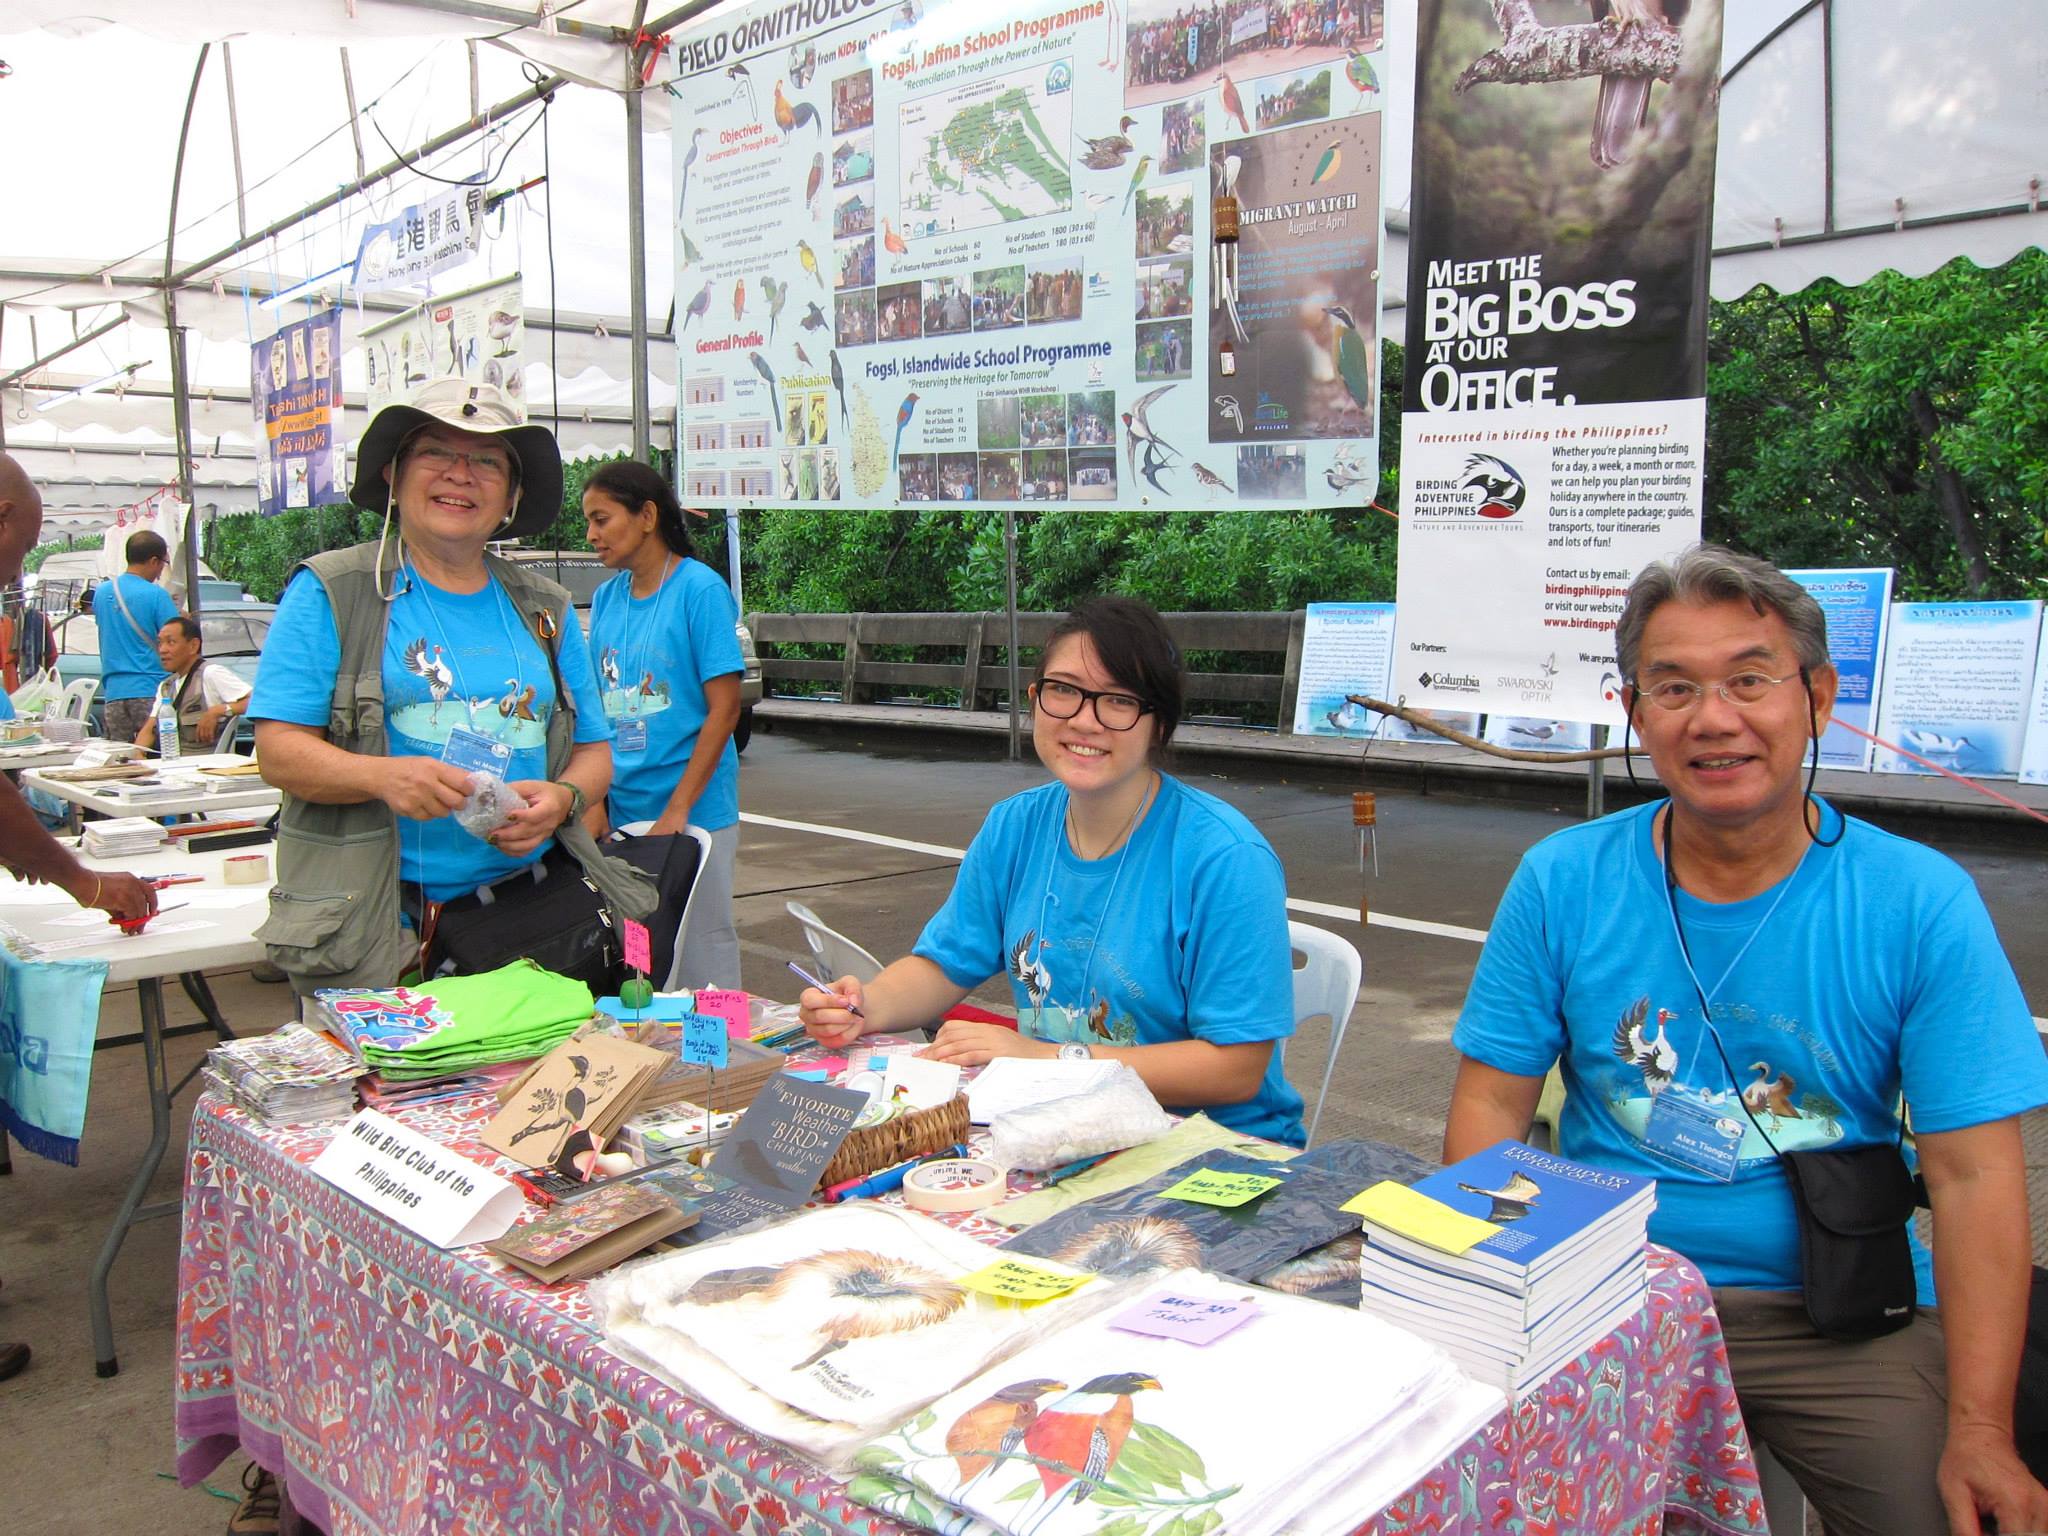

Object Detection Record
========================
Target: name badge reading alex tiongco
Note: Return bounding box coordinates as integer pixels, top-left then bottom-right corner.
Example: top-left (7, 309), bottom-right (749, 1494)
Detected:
top-left (1643, 1089), bottom-right (1745, 1182)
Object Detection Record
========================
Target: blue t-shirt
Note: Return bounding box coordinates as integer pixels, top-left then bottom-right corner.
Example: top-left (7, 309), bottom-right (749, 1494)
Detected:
top-left (249, 563), bottom-right (612, 901)
top-left (1455, 799), bottom-right (2048, 1299)
top-left (0, 690), bottom-right (14, 721)
top-left (587, 558), bottom-right (743, 831)
top-left (915, 776), bottom-right (1305, 1144)
top-left (92, 572), bottom-right (179, 700)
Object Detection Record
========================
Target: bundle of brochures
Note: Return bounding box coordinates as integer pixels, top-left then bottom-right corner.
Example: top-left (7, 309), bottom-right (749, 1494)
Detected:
top-left (203, 1022), bottom-right (361, 1123)
top-left (81, 817), bottom-right (167, 857)
top-left (1352, 1139), bottom-right (1655, 1396)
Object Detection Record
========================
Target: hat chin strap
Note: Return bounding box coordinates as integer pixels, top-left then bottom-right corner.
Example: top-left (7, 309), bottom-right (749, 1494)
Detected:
top-left (373, 502), bottom-right (407, 603)
top-left (497, 486), bottom-right (521, 534)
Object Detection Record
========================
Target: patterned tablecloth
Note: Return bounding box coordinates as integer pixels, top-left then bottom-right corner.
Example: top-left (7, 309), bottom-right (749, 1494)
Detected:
top-left (174, 1092), bottom-right (1771, 1536)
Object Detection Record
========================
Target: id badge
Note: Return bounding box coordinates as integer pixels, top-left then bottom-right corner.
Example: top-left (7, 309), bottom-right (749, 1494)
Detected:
top-left (1643, 1088), bottom-right (1745, 1181)
top-left (441, 726), bottom-right (512, 779)
top-left (615, 716), bottom-right (649, 754)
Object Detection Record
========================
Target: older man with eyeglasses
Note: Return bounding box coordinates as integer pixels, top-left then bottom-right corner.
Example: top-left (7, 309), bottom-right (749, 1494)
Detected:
top-left (1443, 544), bottom-right (2048, 1536)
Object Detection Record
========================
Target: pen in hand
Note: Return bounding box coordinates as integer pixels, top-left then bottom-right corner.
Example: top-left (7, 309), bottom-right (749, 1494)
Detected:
top-left (787, 958), bottom-right (865, 1018)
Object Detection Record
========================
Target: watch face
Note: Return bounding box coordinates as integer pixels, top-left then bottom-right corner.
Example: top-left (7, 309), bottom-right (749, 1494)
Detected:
top-left (1058, 1043), bottom-right (1091, 1061)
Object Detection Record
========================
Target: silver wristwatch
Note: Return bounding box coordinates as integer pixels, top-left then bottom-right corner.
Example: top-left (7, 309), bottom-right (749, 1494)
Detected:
top-left (1057, 1042), bottom-right (1093, 1062)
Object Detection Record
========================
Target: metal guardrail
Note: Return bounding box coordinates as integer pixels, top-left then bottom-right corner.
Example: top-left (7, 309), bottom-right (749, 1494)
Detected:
top-left (745, 610), bottom-right (1307, 730)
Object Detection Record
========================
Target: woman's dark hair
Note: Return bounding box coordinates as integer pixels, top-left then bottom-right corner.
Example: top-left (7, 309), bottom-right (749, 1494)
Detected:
top-left (1035, 596), bottom-right (1184, 757)
top-left (584, 460), bottom-right (697, 560)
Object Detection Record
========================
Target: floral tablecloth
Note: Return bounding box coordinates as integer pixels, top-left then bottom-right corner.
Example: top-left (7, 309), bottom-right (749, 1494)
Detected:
top-left (174, 1092), bottom-right (1769, 1536)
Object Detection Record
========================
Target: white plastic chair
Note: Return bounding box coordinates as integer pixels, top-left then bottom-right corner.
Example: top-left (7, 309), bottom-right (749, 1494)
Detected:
top-left (1289, 920), bottom-right (1362, 1147)
top-left (54, 677), bottom-right (98, 722)
top-left (785, 898), bottom-right (885, 984)
top-left (615, 821), bottom-right (715, 991)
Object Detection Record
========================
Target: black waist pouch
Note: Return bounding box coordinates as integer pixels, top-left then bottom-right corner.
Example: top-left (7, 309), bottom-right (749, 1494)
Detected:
top-left (1779, 1142), bottom-right (1923, 1342)
top-left (429, 849), bottom-right (621, 994)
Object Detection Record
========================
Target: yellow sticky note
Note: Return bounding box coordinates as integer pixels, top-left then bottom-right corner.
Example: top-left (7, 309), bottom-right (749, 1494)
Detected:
top-left (1342, 1181), bottom-right (1501, 1255)
top-left (959, 1258), bottom-right (1093, 1305)
top-left (1160, 1168), bottom-right (1284, 1208)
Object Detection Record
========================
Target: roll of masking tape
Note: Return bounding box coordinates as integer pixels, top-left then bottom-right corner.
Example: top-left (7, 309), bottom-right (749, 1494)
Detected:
top-left (902, 1157), bottom-right (1006, 1213)
top-left (223, 853), bottom-right (270, 885)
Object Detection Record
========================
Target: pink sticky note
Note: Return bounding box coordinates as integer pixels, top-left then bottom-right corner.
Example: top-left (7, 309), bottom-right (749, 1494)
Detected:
top-left (621, 918), bottom-right (652, 975)
top-left (807, 1055), bottom-right (849, 1076)
top-left (1109, 1291), bottom-right (1259, 1346)
top-left (694, 988), bottom-right (751, 1037)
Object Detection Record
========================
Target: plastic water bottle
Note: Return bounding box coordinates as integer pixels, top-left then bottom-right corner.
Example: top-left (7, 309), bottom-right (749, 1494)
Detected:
top-left (155, 691), bottom-right (180, 759)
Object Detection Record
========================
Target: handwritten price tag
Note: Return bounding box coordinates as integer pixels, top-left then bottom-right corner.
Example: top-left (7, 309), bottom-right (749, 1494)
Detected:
top-left (680, 1010), bottom-right (730, 1069)
top-left (958, 1258), bottom-right (1093, 1305)
top-left (621, 918), bottom-right (652, 975)
top-left (1160, 1168), bottom-right (1283, 1208)
top-left (1111, 1290), bottom-right (1260, 1346)
top-left (693, 987), bottom-right (753, 1039)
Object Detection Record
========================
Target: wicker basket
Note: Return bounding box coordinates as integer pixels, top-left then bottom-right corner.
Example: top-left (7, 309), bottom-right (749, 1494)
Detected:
top-left (817, 1094), bottom-right (971, 1188)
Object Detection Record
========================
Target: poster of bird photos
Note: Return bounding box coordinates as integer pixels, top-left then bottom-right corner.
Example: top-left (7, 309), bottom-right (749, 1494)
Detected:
top-left (360, 273), bottom-right (527, 422)
top-left (1872, 601), bottom-right (2043, 781)
top-left (253, 307), bottom-right (344, 515)
top-left (1392, 0), bottom-right (1724, 726)
top-left (667, 0), bottom-right (1387, 511)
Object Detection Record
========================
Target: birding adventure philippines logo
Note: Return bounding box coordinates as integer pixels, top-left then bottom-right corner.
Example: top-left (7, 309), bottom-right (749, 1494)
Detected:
top-left (1405, 452), bottom-right (1534, 528)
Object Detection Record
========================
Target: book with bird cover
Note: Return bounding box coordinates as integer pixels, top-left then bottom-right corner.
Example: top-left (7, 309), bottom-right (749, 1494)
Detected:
top-left (486, 1180), bottom-right (695, 1284)
top-left (480, 1033), bottom-right (669, 1168)
top-left (1369, 1139), bottom-right (1655, 1285)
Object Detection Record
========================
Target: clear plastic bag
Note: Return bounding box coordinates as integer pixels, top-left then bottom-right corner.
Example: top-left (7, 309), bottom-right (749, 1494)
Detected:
top-left (452, 770), bottom-right (519, 839)
top-left (986, 1061), bottom-right (1173, 1171)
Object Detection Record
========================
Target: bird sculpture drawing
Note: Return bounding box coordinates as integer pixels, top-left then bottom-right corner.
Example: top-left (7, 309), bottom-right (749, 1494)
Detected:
top-left (1191, 461), bottom-right (1233, 494)
top-left (1457, 1170), bottom-right (1542, 1224)
top-left (507, 1054), bottom-right (601, 1148)
top-left (882, 217), bottom-right (909, 257)
top-left (829, 349), bottom-right (848, 427)
top-left (673, 1248), bottom-right (965, 1371)
top-left (1322, 305), bottom-right (1374, 421)
top-left (1020, 1373), bottom-right (1164, 1516)
top-left (681, 280), bottom-right (713, 332)
top-left (732, 277), bottom-right (747, 321)
top-left (1218, 71), bottom-right (1249, 134)
top-left (797, 239), bottom-right (823, 286)
top-left (1590, 0), bottom-right (1689, 168)
top-left (749, 351), bottom-right (779, 421)
top-left (402, 639), bottom-right (454, 723)
top-left (945, 1378), bottom-right (1068, 1492)
top-left (773, 79), bottom-right (821, 138)
top-left (1612, 997), bottom-right (1678, 1096)
top-left (1743, 1063), bottom-right (1804, 1121)
top-left (1121, 153), bottom-right (1152, 216)
top-left (761, 276), bottom-right (786, 341)
top-left (1051, 1215), bottom-right (1203, 1278)
top-left (677, 128), bottom-right (705, 219)
top-left (1079, 116), bottom-right (1139, 169)
top-left (800, 300), bottom-right (828, 332)
top-left (892, 392), bottom-right (921, 468)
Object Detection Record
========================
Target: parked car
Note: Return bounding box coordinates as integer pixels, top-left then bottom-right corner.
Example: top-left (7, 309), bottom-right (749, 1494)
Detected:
top-left (54, 602), bottom-right (277, 698)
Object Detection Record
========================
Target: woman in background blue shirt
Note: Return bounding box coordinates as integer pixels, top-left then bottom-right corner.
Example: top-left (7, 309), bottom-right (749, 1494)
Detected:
top-left (582, 461), bottom-right (744, 989)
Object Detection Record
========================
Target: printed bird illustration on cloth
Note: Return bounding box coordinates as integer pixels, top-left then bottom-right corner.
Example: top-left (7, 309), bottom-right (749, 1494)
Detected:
top-left (945, 1377), bottom-right (1068, 1489)
top-left (673, 1247), bottom-right (965, 1371)
top-left (1020, 1373), bottom-right (1163, 1518)
top-left (1050, 1215), bottom-right (1203, 1278)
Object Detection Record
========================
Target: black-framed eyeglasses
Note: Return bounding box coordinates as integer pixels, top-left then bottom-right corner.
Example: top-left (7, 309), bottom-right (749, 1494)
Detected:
top-left (1631, 670), bottom-right (1800, 712)
top-left (1032, 679), bottom-right (1151, 731)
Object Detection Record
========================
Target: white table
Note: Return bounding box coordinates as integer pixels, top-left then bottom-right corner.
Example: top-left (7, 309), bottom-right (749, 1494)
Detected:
top-left (0, 842), bottom-right (275, 1376)
top-left (22, 752), bottom-right (281, 824)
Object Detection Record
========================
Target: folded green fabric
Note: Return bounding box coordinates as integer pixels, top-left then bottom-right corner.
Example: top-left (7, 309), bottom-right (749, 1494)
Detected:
top-left (323, 961), bottom-right (596, 1077)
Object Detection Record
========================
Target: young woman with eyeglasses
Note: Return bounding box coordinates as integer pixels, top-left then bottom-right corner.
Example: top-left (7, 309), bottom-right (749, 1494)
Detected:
top-left (797, 595), bottom-right (1304, 1143)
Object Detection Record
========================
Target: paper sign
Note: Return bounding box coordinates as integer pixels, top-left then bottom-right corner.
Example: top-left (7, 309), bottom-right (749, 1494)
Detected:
top-left (1111, 1290), bottom-right (1260, 1346)
top-left (958, 1258), bottom-right (1093, 1305)
top-left (310, 1109), bottom-right (523, 1248)
top-left (1343, 1181), bottom-right (1502, 1256)
top-left (1160, 1168), bottom-right (1284, 1208)
top-left (692, 988), bottom-right (752, 1037)
top-left (881, 1052), bottom-right (962, 1111)
top-left (681, 1010), bottom-right (729, 1069)
top-left (622, 918), bottom-right (652, 975)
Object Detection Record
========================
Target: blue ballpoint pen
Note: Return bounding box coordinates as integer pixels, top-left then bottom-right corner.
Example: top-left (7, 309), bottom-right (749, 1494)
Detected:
top-left (788, 958), bottom-right (865, 1018)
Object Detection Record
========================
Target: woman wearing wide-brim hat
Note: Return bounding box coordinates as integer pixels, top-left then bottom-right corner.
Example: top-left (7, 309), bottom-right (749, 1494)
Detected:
top-left (247, 378), bottom-right (629, 992)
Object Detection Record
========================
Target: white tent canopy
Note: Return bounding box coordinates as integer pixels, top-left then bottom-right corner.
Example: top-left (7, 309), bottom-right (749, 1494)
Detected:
top-left (2, 0), bottom-right (2042, 526)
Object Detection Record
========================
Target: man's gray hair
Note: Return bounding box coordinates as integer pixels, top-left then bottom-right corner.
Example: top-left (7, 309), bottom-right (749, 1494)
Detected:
top-left (1614, 544), bottom-right (1832, 681)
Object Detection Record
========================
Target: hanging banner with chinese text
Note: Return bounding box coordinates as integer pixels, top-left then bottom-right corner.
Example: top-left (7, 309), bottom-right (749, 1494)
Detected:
top-left (668, 0), bottom-right (1387, 510)
top-left (1392, 0), bottom-right (1725, 725)
top-left (352, 187), bottom-right (487, 292)
top-left (252, 307), bottom-right (343, 514)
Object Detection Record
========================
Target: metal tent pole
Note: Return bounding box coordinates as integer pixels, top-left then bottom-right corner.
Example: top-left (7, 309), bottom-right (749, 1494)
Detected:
top-left (164, 45), bottom-right (210, 614)
top-left (625, 3), bottom-right (653, 461)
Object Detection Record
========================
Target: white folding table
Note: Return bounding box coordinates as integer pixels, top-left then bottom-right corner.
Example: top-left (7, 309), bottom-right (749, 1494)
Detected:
top-left (21, 752), bottom-right (281, 826)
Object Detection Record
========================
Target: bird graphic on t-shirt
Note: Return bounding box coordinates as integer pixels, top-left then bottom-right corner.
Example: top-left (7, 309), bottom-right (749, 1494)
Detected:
top-left (1007, 930), bottom-right (1051, 1005)
top-left (496, 680), bottom-right (537, 722)
top-left (402, 638), bottom-right (455, 723)
top-left (599, 647), bottom-right (621, 694)
top-left (1612, 997), bottom-right (1678, 1096)
top-left (1743, 1062), bottom-right (1803, 1121)
top-left (1456, 1170), bottom-right (1542, 1223)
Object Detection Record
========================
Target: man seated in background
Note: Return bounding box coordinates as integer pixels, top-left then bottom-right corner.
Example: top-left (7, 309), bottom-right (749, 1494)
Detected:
top-left (1444, 544), bottom-right (2048, 1536)
top-left (133, 615), bottom-right (250, 752)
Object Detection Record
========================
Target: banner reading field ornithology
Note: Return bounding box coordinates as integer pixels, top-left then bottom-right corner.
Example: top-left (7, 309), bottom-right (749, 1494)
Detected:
top-left (252, 307), bottom-right (343, 515)
top-left (667, 0), bottom-right (1386, 510)
top-left (1873, 601), bottom-right (2043, 780)
top-left (1786, 567), bottom-right (1893, 771)
top-left (361, 274), bottom-right (526, 422)
top-left (1392, 0), bottom-right (1724, 725)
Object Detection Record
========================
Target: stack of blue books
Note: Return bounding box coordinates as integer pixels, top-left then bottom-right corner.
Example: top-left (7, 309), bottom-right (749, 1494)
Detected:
top-left (1356, 1139), bottom-right (1656, 1395)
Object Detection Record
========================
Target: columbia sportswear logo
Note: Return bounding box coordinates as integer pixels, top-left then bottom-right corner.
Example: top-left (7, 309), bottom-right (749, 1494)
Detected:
top-left (1418, 671), bottom-right (1481, 693)
top-left (1884, 1305), bottom-right (1911, 1316)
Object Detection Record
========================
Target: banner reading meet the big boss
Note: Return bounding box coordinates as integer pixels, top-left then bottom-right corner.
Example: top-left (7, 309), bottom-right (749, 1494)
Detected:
top-left (668, 0), bottom-right (1386, 510)
top-left (252, 307), bottom-right (344, 515)
top-left (1393, 0), bottom-right (1724, 725)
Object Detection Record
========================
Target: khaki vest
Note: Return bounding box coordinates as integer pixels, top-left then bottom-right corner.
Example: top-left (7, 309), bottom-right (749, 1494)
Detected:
top-left (255, 542), bottom-right (655, 993)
